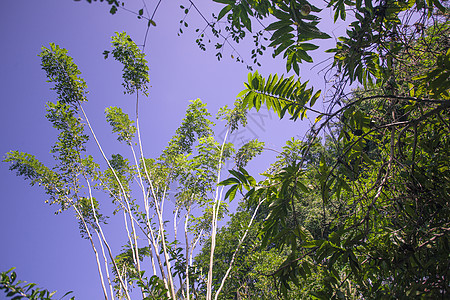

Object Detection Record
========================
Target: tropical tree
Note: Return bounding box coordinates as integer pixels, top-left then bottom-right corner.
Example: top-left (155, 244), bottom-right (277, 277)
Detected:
top-left (194, 137), bottom-right (338, 299)
top-left (212, 0), bottom-right (449, 298)
top-left (3, 0), bottom-right (449, 299)
top-left (2, 31), bottom-right (264, 300)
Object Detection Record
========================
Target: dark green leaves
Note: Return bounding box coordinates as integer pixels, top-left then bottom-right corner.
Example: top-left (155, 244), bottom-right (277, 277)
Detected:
top-left (414, 48), bottom-right (450, 98)
top-left (263, 2), bottom-right (329, 74)
top-left (219, 167), bottom-right (256, 201)
top-left (74, 0), bottom-right (121, 15)
top-left (217, 4), bottom-right (232, 20)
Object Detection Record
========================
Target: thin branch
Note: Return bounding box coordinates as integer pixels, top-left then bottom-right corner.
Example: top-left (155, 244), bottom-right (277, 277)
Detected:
top-left (214, 198), bottom-right (265, 300)
top-left (206, 127), bottom-right (230, 300)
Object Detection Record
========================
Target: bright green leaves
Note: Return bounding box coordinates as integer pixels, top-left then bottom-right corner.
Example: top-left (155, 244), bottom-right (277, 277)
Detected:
top-left (234, 139), bottom-right (264, 168)
top-left (103, 154), bottom-right (134, 200)
top-left (105, 106), bottom-right (136, 144)
top-left (3, 150), bottom-right (65, 201)
top-left (165, 99), bottom-right (214, 156)
top-left (46, 101), bottom-right (89, 179)
top-left (106, 32), bottom-right (150, 95)
top-left (148, 98), bottom-right (237, 230)
top-left (4, 151), bottom-right (55, 187)
top-left (112, 245), bottom-right (153, 296)
top-left (39, 43), bottom-right (88, 104)
top-left (78, 197), bottom-right (107, 232)
top-left (0, 268), bottom-right (74, 300)
top-left (216, 98), bottom-right (248, 132)
top-left (9, 42), bottom-right (103, 219)
top-left (5, 102), bottom-right (93, 213)
top-left (239, 71), bottom-right (321, 120)
top-left (176, 135), bottom-right (234, 204)
top-left (3, 151), bottom-right (70, 211)
top-left (38, 44), bottom-right (90, 185)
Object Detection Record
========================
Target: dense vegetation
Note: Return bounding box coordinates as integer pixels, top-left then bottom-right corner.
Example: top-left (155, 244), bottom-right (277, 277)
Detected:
top-left (2, 0), bottom-right (449, 299)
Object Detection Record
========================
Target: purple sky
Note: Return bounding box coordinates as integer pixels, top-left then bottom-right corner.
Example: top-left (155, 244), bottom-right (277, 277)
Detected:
top-left (0, 1), bottom-right (346, 298)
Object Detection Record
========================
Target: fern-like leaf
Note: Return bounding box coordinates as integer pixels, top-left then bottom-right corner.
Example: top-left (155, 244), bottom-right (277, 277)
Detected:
top-left (238, 71), bottom-right (321, 120)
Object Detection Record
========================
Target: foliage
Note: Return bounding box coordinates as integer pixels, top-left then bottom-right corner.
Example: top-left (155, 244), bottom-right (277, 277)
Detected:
top-left (238, 71), bottom-right (321, 121)
top-left (234, 139), bottom-right (264, 169)
top-left (206, 0), bottom-right (449, 299)
top-left (0, 268), bottom-right (74, 300)
top-left (105, 107), bottom-right (136, 145)
top-left (104, 32), bottom-right (150, 95)
top-left (5, 0), bottom-right (450, 299)
top-left (39, 43), bottom-right (88, 104)
top-left (4, 29), bottom-right (264, 299)
top-left (195, 138), bottom-right (335, 299)
top-left (211, 0), bottom-right (330, 74)
top-left (74, 0), bottom-right (122, 15)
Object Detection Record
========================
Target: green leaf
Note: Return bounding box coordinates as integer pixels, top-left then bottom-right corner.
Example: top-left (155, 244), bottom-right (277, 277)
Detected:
top-left (224, 184), bottom-right (238, 200)
top-left (299, 43), bottom-right (319, 51)
top-left (266, 20), bottom-right (293, 31)
top-left (109, 5), bottom-right (117, 15)
top-left (302, 240), bottom-right (324, 248)
top-left (274, 40), bottom-right (295, 57)
top-left (240, 6), bottom-right (252, 31)
top-left (213, 0), bottom-right (235, 4)
top-left (271, 25), bottom-right (295, 41)
top-left (219, 177), bottom-right (240, 186)
top-left (217, 4), bottom-right (232, 20)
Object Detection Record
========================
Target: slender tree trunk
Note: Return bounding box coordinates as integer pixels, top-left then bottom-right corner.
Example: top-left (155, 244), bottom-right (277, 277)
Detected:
top-left (214, 199), bottom-right (265, 300)
top-left (135, 94), bottom-right (176, 299)
top-left (206, 128), bottom-right (229, 300)
top-left (72, 205), bottom-right (109, 300)
top-left (85, 177), bottom-right (131, 300)
top-left (94, 228), bottom-right (115, 299)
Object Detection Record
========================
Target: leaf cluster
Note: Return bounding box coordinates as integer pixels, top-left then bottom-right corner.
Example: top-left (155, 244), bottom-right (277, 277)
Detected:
top-left (1, 268), bottom-right (74, 300)
top-left (104, 32), bottom-right (150, 95)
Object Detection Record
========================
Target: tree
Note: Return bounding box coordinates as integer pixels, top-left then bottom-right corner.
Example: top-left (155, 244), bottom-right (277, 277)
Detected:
top-left (194, 137), bottom-right (338, 299)
top-left (3, 32), bottom-right (263, 299)
top-left (3, 0), bottom-right (449, 299)
top-left (1, 268), bottom-right (74, 300)
top-left (212, 0), bottom-right (449, 298)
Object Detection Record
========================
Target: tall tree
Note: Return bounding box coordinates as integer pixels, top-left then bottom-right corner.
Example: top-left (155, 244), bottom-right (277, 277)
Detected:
top-left (215, 0), bottom-right (449, 298)
top-left (3, 0), bottom-right (449, 299)
top-left (3, 32), bottom-right (262, 299)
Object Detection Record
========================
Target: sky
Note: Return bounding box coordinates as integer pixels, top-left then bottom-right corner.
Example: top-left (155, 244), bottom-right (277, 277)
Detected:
top-left (0, 1), bottom-right (346, 298)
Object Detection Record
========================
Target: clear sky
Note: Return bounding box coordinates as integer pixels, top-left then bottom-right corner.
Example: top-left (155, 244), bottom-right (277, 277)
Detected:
top-left (0, 1), bottom-right (345, 298)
